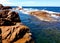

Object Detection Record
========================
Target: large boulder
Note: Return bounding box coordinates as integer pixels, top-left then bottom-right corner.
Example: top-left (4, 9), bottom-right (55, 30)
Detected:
top-left (1, 23), bottom-right (34, 43)
top-left (0, 4), bottom-right (34, 43)
top-left (0, 8), bottom-right (34, 43)
top-left (0, 10), bottom-right (21, 26)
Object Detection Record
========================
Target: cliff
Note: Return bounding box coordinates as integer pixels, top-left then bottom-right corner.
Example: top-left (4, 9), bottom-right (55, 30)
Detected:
top-left (0, 4), bottom-right (34, 43)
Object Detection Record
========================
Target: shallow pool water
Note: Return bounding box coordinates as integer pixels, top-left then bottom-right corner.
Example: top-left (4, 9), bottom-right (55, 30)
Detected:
top-left (19, 11), bottom-right (60, 43)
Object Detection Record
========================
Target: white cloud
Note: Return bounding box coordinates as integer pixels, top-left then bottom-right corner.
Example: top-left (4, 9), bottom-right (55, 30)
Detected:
top-left (0, 0), bottom-right (12, 5)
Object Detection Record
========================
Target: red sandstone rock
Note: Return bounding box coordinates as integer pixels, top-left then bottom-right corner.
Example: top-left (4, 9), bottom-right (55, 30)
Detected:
top-left (0, 6), bottom-right (34, 43)
top-left (0, 4), bottom-right (34, 43)
top-left (1, 23), bottom-right (33, 43)
top-left (29, 11), bottom-right (60, 21)
top-left (29, 11), bottom-right (54, 21)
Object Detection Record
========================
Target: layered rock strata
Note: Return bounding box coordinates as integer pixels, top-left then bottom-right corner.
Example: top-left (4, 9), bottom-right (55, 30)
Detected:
top-left (0, 6), bottom-right (34, 43)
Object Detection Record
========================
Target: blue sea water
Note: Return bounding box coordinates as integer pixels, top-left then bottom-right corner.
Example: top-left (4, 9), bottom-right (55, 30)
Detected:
top-left (23, 6), bottom-right (60, 12)
top-left (11, 6), bottom-right (18, 8)
top-left (19, 7), bottom-right (60, 43)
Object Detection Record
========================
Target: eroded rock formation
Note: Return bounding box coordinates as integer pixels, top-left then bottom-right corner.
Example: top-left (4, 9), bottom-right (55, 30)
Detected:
top-left (1, 23), bottom-right (33, 43)
top-left (0, 5), bottom-right (34, 43)
top-left (29, 11), bottom-right (60, 21)
top-left (0, 10), bottom-right (21, 26)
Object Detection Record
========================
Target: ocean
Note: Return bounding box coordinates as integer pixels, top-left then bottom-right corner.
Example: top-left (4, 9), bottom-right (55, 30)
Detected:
top-left (19, 7), bottom-right (60, 43)
top-left (23, 6), bottom-right (60, 12)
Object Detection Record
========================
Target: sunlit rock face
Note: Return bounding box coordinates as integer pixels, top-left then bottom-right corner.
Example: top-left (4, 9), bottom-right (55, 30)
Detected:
top-left (0, 5), bottom-right (34, 43)
top-left (1, 23), bottom-right (33, 43)
top-left (29, 11), bottom-right (60, 22)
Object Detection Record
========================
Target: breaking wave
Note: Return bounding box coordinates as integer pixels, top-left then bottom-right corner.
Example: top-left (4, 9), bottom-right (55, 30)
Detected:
top-left (20, 8), bottom-right (60, 14)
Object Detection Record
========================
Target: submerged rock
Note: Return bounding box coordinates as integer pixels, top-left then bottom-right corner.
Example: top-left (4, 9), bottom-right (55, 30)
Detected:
top-left (29, 11), bottom-right (60, 22)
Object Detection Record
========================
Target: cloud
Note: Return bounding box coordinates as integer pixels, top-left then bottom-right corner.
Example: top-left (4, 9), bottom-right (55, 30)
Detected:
top-left (0, 0), bottom-right (21, 6)
top-left (0, 0), bottom-right (12, 5)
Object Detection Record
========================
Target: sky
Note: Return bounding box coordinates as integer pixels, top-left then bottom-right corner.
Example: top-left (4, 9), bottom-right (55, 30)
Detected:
top-left (0, 0), bottom-right (60, 6)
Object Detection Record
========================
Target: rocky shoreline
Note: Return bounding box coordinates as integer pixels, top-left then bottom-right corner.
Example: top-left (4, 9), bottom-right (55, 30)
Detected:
top-left (0, 4), bottom-right (34, 43)
top-left (29, 11), bottom-right (60, 22)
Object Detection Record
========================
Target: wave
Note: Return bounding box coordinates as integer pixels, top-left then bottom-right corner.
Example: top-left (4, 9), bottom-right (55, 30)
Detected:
top-left (41, 10), bottom-right (60, 14)
top-left (20, 8), bottom-right (60, 14)
top-left (19, 8), bottom-right (60, 21)
top-left (20, 8), bottom-right (39, 14)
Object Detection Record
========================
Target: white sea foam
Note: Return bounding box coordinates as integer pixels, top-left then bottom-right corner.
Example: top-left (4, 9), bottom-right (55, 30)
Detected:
top-left (19, 8), bottom-right (60, 21)
top-left (20, 8), bottom-right (60, 14)
top-left (20, 8), bottom-right (40, 14)
top-left (41, 10), bottom-right (60, 14)
top-left (51, 14), bottom-right (59, 18)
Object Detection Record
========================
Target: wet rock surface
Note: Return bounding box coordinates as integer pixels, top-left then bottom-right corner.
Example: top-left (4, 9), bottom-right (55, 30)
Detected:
top-left (29, 11), bottom-right (60, 21)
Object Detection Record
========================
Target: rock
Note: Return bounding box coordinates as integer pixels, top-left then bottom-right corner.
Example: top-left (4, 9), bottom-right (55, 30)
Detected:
top-left (0, 28), bottom-right (2, 43)
top-left (7, 11), bottom-right (21, 22)
top-left (1, 6), bottom-right (12, 10)
top-left (0, 10), bottom-right (10, 18)
top-left (29, 11), bottom-right (60, 22)
top-left (29, 11), bottom-right (54, 21)
top-left (1, 23), bottom-right (34, 43)
top-left (0, 4), bottom-right (34, 43)
top-left (0, 4), bottom-right (3, 9)
top-left (0, 6), bottom-right (34, 43)
top-left (0, 10), bottom-right (21, 25)
top-left (18, 8), bottom-right (23, 10)
top-left (0, 4), bottom-right (12, 10)
top-left (17, 6), bottom-right (23, 10)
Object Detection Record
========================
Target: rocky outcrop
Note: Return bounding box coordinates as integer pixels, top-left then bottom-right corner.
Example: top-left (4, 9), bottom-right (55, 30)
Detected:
top-left (0, 10), bottom-right (21, 25)
top-left (0, 4), bottom-right (12, 10)
top-left (29, 11), bottom-right (54, 21)
top-left (1, 6), bottom-right (12, 10)
top-left (0, 4), bottom-right (3, 9)
top-left (0, 5), bottom-right (34, 43)
top-left (1, 23), bottom-right (33, 43)
top-left (29, 11), bottom-right (60, 22)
